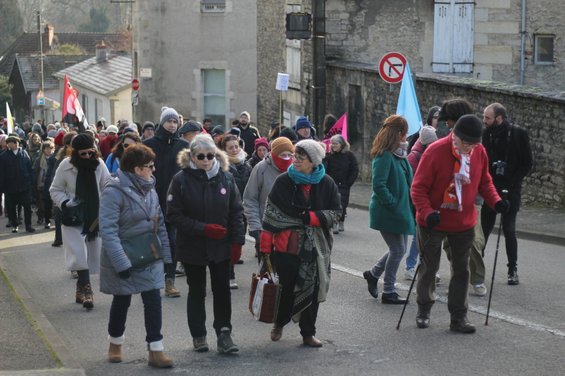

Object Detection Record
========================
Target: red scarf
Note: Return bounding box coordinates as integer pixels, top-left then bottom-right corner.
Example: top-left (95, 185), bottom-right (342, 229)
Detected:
top-left (441, 136), bottom-right (471, 211)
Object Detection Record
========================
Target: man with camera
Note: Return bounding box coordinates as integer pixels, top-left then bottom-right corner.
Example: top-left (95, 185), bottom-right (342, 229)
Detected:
top-left (481, 103), bottom-right (533, 285)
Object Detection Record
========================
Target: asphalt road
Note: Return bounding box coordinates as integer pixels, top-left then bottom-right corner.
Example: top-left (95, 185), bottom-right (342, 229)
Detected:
top-left (1, 207), bottom-right (564, 376)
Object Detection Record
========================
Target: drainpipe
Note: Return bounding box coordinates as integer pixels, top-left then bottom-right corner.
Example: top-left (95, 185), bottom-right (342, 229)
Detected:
top-left (312, 0), bottom-right (326, 131)
top-left (519, 0), bottom-right (527, 85)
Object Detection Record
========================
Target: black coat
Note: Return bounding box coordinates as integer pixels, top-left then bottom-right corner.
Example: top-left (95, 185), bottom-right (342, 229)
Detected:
top-left (143, 126), bottom-right (189, 215)
top-left (0, 148), bottom-right (33, 193)
top-left (166, 153), bottom-right (245, 266)
top-left (482, 120), bottom-right (533, 190)
top-left (238, 124), bottom-right (260, 158)
top-left (324, 150), bottom-right (359, 205)
top-left (228, 161), bottom-right (252, 197)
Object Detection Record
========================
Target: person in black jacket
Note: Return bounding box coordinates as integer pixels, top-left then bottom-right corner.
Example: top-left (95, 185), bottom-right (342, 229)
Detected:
top-left (324, 134), bottom-right (359, 233)
top-left (166, 134), bottom-right (245, 354)
top-left (143, 107), bottom-right (189, 297)
top-left (481, 102), bottom-right (533, 285)
top-left (236, 111), bottom-right (260, 159)
top-left (0, 135), bottom-right (35, 233)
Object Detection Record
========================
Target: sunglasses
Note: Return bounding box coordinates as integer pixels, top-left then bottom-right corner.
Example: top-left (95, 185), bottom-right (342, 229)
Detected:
top-left (78, 150), bottom-right (95, 157)
top-left (143, 163), bottom-right (155, 170)
top-left (196, 153), bottom-right (215, 161)
top-left (123, 143), bottom-right (134, 148)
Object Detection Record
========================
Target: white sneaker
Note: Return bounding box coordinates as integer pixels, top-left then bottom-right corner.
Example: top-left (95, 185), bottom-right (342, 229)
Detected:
top-left (404, 268), bottom-right (416, 280)
top-left (229, 279), bottom-right (238, 289)
top-left (435, 274), bottom-right (441, 285)
top-left (332, 223), bottom-right (339, 234)
top-left (471, 283), bottom-right (487, 297)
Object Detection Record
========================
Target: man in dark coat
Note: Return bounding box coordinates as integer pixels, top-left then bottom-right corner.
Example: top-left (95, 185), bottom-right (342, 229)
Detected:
top-left (143, 107), bottom-right (189, 297)
top-left (481, 102), bottom-right (533, 285)
top-left (236, 111), bottom-right (260, 158)
top-left (0, 135), bottom-right (35, 233)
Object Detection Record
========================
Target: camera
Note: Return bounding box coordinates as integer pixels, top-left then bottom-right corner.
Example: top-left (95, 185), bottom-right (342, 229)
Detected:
top-left (492, 160), bottom-right (507, 176)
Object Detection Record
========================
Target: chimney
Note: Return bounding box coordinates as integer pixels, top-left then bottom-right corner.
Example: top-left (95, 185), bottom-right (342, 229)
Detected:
top-left (43, 24), bottom-right (54, 51)
top-left (96, 40), bottom-right (108, 63)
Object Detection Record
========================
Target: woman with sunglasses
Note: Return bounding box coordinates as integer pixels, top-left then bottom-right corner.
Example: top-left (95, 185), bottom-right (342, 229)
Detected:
top-left (50, 133), bottom-right (111, 310)
top-left (105, 133), bottom-right (141, 175)
top-left (362, 115), bottom-right (415, 305)
top-left (166, 134), bottom-right (245, 354)
top-left (259, 139), bottom-right (341, 347)
top-left (99, 144), bottom-right (173, 368)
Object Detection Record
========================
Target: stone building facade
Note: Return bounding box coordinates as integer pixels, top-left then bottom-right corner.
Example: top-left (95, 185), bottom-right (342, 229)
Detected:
top-left (133, 1), bottom-right (257, 127)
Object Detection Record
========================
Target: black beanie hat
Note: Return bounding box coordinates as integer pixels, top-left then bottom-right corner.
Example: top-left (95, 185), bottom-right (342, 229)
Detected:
top-left (71, 133), bottom-right (95, 150)
top-left (453, 114), bottom-right (483, 144)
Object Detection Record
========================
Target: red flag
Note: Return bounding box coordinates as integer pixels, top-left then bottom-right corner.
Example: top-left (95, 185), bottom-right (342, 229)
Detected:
top-left (322, 113), bottom-right (348, 152)
top-left (62, 75), bottom-right (89, 127)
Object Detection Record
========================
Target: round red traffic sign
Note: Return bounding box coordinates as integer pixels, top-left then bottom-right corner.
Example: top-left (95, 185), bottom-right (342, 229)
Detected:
top-left (132, 79), bottom-right (140, 91)
top-left (378, 52), bottom-right (407, 84)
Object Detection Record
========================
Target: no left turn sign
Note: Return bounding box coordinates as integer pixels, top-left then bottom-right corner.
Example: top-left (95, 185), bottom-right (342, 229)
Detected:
top-left (378, 52), bottom-right (407, 84)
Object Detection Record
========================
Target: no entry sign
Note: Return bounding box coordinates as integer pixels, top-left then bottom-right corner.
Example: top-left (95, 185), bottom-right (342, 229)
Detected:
top-left (132, 78), bottom-right (140, 91)
top-left (378, 52), bottom-right (407, 84)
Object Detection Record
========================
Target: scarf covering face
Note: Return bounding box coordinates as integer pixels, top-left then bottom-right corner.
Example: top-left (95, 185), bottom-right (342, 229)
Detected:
top-left (271, 153), bottom-right (293, 172)
top-left (72, 157), bottom-right (100, 240)
top-left (287, 164), bottom-right (326, 185)
top-left (124, 171), bottom-right (155, 195)
top-left (441, 135), bottom-right (472, 211)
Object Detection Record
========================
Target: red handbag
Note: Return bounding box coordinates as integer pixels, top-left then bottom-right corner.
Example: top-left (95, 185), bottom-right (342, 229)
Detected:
top-left (249, 255), bottom-right (281, 323)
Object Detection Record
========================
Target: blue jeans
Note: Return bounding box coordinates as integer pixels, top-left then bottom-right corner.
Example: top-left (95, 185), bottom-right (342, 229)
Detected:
top-left (405, 236), bottom-right (419, 270)
top-left (370, 232), bottom-right (408, 294)
top-left (108, 289), bottom-right (163, 343)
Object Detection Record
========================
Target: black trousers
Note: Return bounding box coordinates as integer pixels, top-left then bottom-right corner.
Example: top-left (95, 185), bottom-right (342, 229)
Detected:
top-left (5, 190), bottom-right (32, 227)
top-left (481, 189), bottom-right (520, 267)
top-left (183, 259), bottom-right (231, 338)
top-left (273, 252), bottom-right (319, 338)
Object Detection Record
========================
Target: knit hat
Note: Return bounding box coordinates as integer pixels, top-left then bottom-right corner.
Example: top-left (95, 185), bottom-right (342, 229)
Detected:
top-left (179, 120), bottom-right (202, 135)
top-left (106, 125), bottom-right (119, 134)
top-left (229, 127), bottom-right (241, 137)
top-left (160, 106), bottom-right (180, 126)
top-left (419, 125), bottom-right (438, 146)
top-left (211, 125), bottom-right (225, 137)
top-left (280, 127), bottom-right (298, 143)
top-left (47, 129), bottom-right (58, 138)
top-left (453, 115), bottom-right (483, 144)
top-left (71, 133), bottom-right (95, 150)
top-left (295, 139), bottom-right (325, 166)
top-left (32, 123), bottom-right (44, 135)
top-left (295, 116), bottom-right (311, 131)
top-left (240, 111), bottom-right (251, 121)
top-left (271, 137), bottom-right (294, 157)
top-left (142, 121), bottom-right (155, 132)
top-left (254, 137), bottom-right (270, 151)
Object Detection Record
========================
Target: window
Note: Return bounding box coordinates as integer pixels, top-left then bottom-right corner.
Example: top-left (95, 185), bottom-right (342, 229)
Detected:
top-left (203, 69), bottom-right (226, 127)
top-left (201, 0), bottom-right (225, 13)
top-left (286, 39), bottom-right (302, 86)
top-left (534, 35), bottom-right (554, 64)
top-left (283, 111), bottom-right (291, 127)
top-left (432, 0), bottom-right (474, 73)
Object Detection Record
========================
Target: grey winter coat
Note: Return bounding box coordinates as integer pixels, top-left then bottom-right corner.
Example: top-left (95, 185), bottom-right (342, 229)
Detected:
top-left (242, 154), bottom-right (284, 232)
top-left (99, 170), bottom-right (172, 295)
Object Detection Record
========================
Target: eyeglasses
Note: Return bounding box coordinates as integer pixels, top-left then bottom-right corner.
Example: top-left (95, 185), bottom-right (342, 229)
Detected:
top-left (78, 150), bottom-right (95, 157)
top-left (293, 153), bottom-right (309, 162)
top-left (196, 153), bottom-right (215, 161)
top-left (143, 163), bottom-right (155, 170)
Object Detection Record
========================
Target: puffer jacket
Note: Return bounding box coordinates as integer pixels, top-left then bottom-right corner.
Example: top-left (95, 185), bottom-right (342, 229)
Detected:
top-left (99, 171), bottom-right (172, 295)
top-left (166, 149), bottom-right (245, 266)
top-left (242, 155), bottom-right (283, 232)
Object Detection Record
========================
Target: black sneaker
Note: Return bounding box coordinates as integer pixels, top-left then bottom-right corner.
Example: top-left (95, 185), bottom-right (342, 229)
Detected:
top-left (363, 271), bottom-right (379, 298)
top-left (416, 306), bottom-right (431, 329)
top-left (217, 328), bottom-right (238, 354)
top-left (450, 318), bottom-right (476, 334)
top-left (26, 226), bottom-right (36, 233)
top-left (508, 267), bottom-right (520, 285)
top-left (11, 226), bottom-right (19, 233)
top-left (381, 292), bottom-right (407, 305)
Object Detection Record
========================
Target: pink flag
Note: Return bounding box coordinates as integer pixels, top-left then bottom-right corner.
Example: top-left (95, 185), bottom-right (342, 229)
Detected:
top-left (322, 113), bottom-right (348, 152)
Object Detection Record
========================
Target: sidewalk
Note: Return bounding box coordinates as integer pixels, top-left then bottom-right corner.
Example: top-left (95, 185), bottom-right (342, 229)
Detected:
top-left (348, 182), bottom-right (565, 246)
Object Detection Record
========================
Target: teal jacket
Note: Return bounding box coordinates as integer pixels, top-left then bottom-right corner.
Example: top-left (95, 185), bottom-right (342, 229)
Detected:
top-left (369, 151), bottom-right (415, 235)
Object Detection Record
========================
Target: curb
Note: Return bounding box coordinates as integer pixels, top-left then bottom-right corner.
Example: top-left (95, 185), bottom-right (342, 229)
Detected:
top-left (0, 255), bottom-right (85, 376)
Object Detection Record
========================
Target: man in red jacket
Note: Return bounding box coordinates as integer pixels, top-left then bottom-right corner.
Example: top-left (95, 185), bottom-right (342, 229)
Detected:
top-left (411, 114), bottom-right (507, 334)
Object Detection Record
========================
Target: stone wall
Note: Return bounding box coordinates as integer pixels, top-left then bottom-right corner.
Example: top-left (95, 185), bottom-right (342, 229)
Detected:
top-left (326, 62), bottom-right (565, 208)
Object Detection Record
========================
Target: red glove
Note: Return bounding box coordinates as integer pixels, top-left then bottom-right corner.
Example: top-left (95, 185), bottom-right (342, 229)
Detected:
top-left (230, 244), bottom-right (242, 265)
top-left (260, 231), bottom-right (273, 254)
top-left (203, 224), bottom-right (228, 239)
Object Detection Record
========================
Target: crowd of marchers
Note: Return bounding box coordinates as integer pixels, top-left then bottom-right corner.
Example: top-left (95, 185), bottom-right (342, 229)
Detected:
top-left (0, 98), bottom-right (531, 367)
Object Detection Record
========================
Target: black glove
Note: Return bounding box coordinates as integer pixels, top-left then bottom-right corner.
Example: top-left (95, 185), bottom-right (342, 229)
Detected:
top-left (495, 200), bottom-right (510, 214)
top-left (426, 212), bottom-right (441, 229)
top-left (118, 268), bottom-right (132, 279)
top-left (249, 230), bottom-right (261, 240)
top-left (61, 199), bottom-right (69, 209)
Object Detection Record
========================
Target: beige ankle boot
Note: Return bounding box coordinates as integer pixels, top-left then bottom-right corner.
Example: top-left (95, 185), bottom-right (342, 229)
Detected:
top-left (148, 341), bottom-right (173, 368)
top-left (108, 335), bottom-right (124, 363)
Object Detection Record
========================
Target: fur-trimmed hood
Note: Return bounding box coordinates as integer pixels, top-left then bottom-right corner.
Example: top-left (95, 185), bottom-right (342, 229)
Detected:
top-left (176, 148), bottom-right (230, 172)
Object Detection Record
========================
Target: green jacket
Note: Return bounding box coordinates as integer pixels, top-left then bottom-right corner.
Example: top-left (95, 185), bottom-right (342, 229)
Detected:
top-left (369, 151), bottom-right (415, 235)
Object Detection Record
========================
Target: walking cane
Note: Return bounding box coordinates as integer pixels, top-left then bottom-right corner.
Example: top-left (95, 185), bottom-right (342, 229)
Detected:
top-left (396, 233), bottom-right (433, 330)
top-left (485, 190), bottom-right (508, 326)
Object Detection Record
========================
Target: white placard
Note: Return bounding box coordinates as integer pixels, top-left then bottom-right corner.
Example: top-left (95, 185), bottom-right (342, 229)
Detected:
top-left (139, 68), bottom-right (152, 78)
top-left (276, 73), bottom-right (290, 91)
